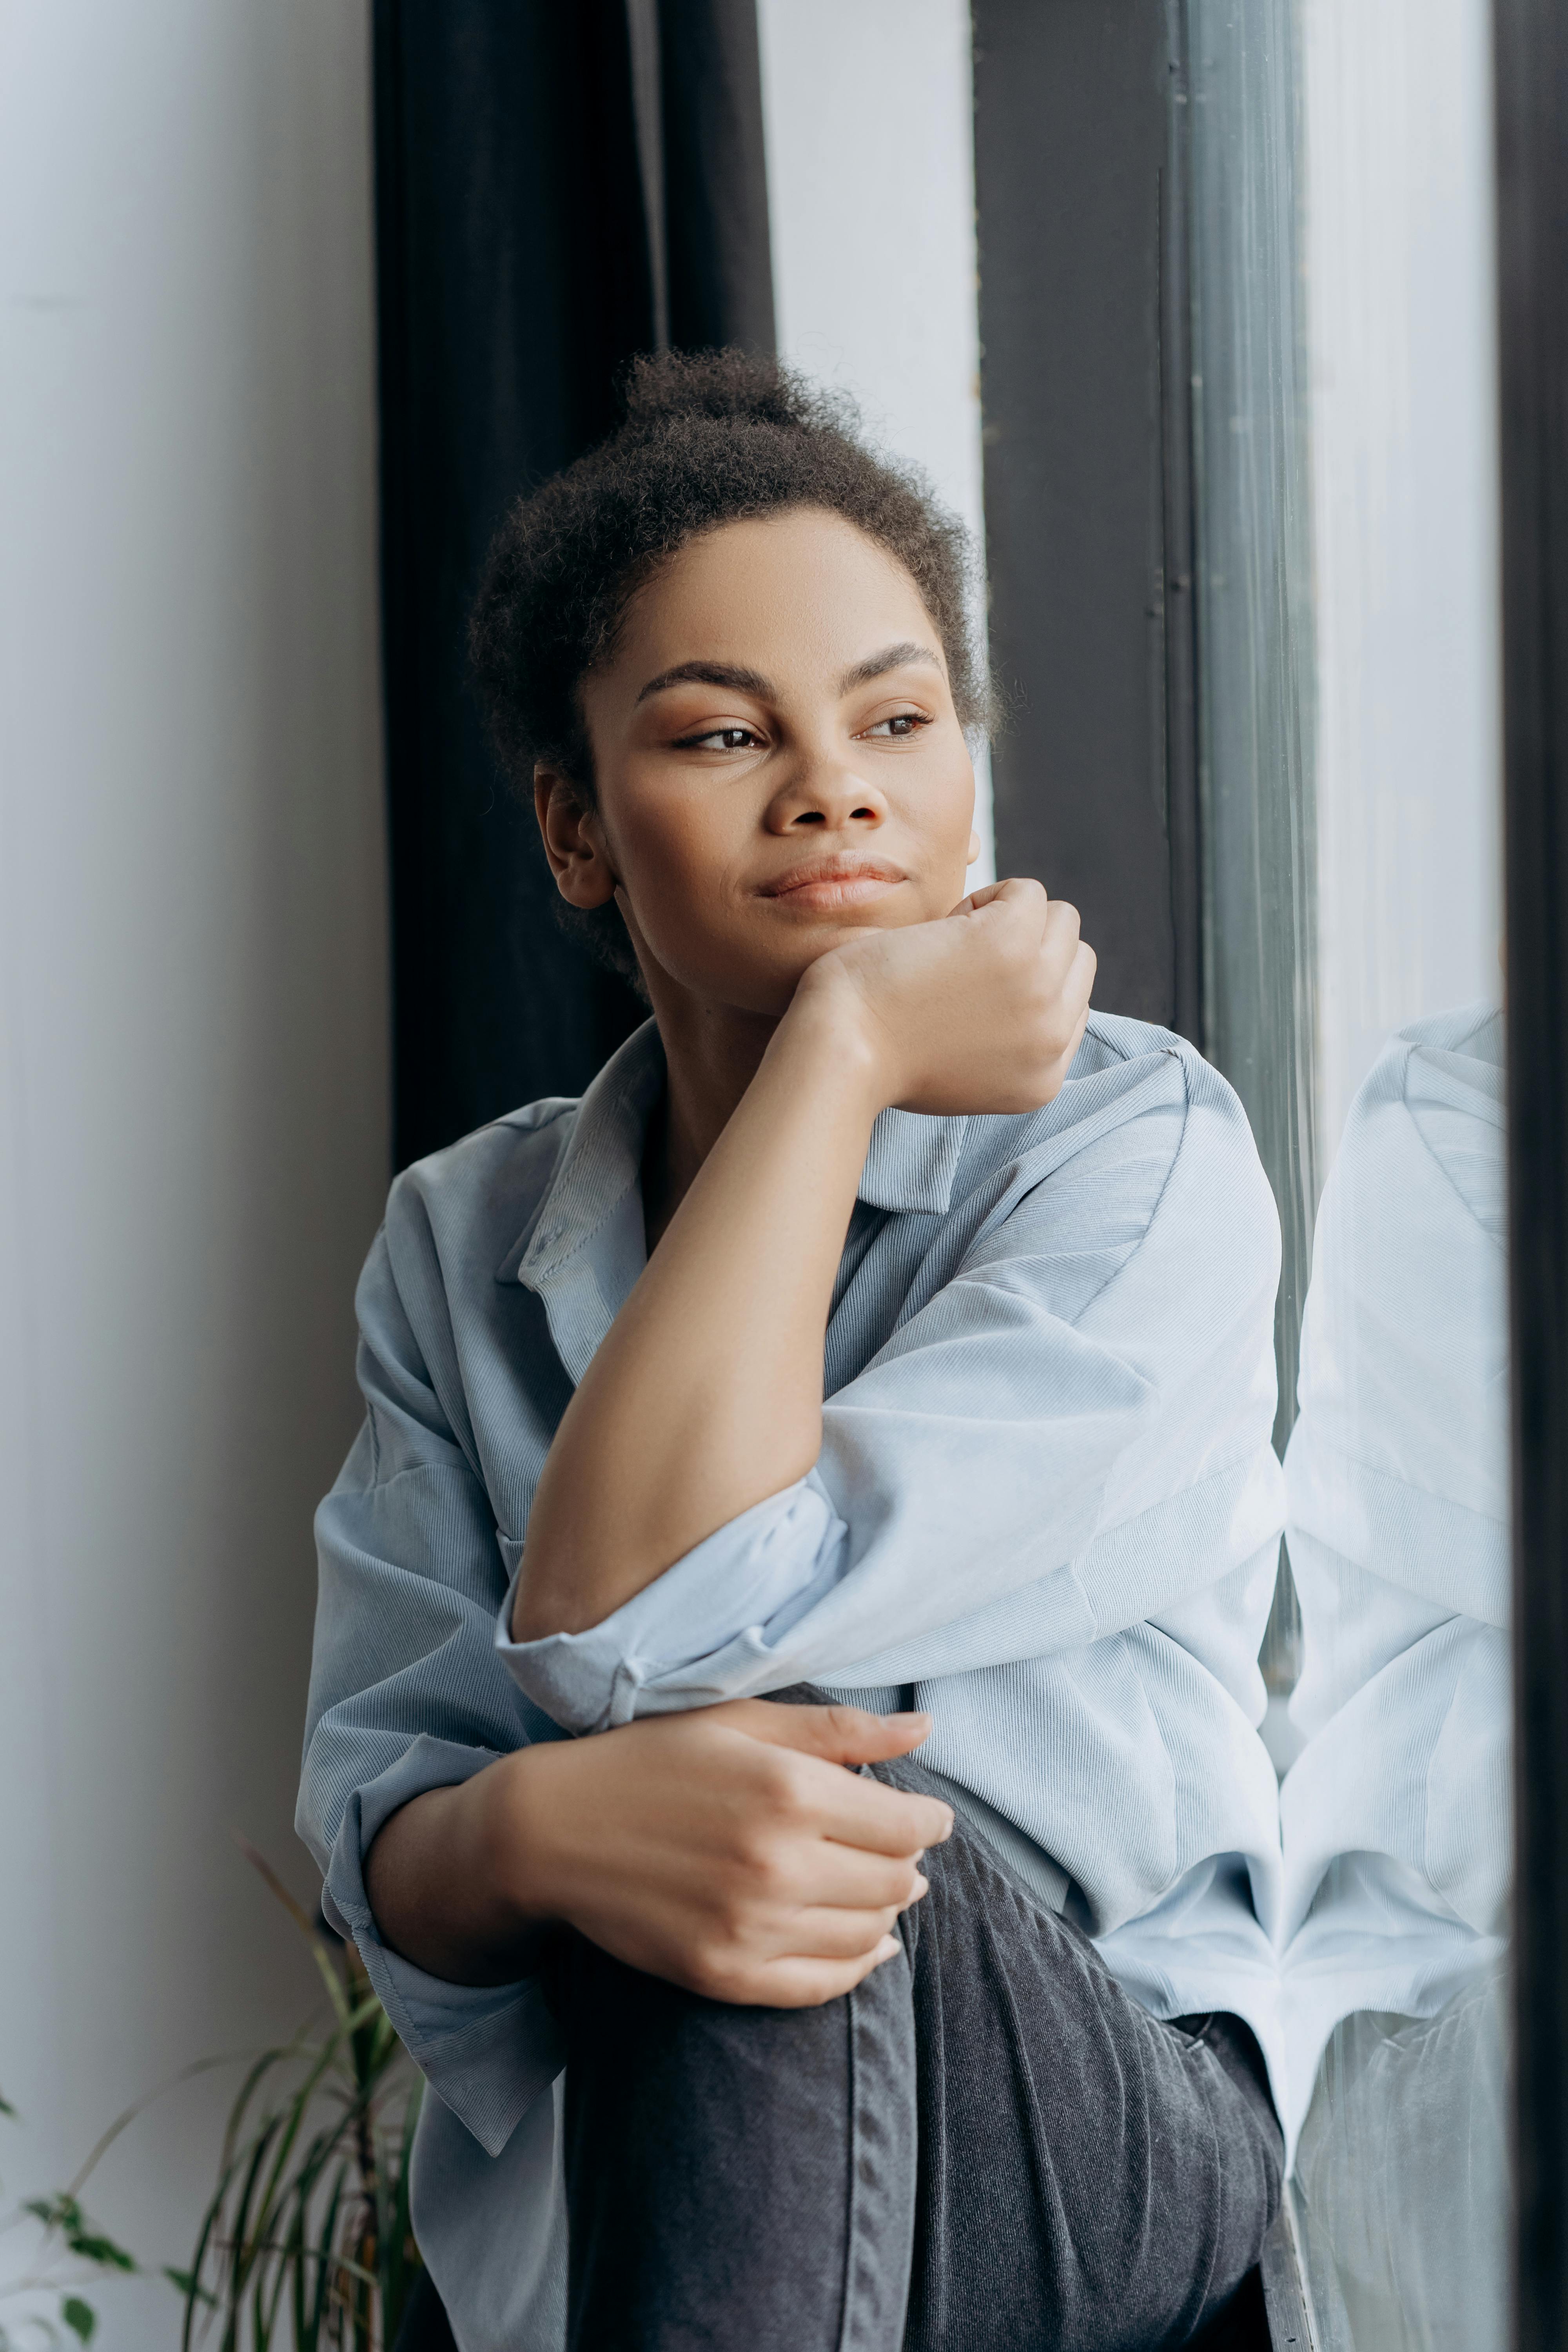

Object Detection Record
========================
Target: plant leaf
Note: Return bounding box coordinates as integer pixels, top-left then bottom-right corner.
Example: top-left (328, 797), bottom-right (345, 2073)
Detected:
top-left (24, 2196), bottom-right (137, 2273)
top-left (230, 1834), bottom-right (319, 1941)
top-left (0, 2091), bottom-right (17, 2119)
top-left (163, 2267), bottom-right (217, 2308)
top-left (60, 2299), bottom-right (96, 2343)
top-left (160, 1894), bottom-right (417, 2352)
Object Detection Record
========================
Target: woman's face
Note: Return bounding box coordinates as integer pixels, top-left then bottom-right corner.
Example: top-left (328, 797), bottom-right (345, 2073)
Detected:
top-left (537, 508), bottom-right (980, 1019)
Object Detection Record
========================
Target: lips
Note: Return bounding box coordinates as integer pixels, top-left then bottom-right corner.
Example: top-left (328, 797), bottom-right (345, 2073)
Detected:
top-left (759, 857), bottom-right (908, 909)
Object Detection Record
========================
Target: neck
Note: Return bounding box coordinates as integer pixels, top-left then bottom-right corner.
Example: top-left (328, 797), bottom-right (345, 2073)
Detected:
top-left (642, 989), bottom-right (782, 1249)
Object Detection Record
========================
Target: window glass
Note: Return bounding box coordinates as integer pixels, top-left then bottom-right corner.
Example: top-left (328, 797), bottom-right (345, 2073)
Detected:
top-left (1187, 3), bottom-right (1508, 2342)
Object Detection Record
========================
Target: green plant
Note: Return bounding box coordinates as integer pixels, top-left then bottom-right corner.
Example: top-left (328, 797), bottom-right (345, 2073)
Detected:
top-left (0, 2082), bottom-right (171, 2349)
top-left (3, 1844), bottom-right (424, 2352)
top-left (176, 1844), bottom-right (423, 2352)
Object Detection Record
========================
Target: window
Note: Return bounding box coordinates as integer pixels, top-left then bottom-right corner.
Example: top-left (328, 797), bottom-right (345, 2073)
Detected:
top-left (975, 4), bottom-right (1510, 2340)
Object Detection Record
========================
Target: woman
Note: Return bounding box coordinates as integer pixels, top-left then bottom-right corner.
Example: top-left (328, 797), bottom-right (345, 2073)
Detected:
top-left (299, 353), bottom-right (1287, 2351)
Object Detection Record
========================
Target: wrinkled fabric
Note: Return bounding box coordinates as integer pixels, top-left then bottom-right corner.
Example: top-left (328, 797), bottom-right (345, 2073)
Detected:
top-left (545, 1736), bottom-right (1282, 2352)
top-left (1280, 1004), bottom-right (1509, 2144)
top-left (297, 1012), bottom-right (1287, 2352)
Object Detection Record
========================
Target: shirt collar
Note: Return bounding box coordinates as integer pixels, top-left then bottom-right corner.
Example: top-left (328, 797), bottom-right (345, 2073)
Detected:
top-left (514, 1020), bottom-right (665, 1290)
top-left (507, 1017), bottom-right (968, 1291)
top-left (858, 1106), bottom-right (969, 1213)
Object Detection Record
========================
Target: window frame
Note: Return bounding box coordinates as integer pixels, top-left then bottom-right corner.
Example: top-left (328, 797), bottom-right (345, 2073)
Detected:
top-left (1494, 0), bottom-right (1568, 2341)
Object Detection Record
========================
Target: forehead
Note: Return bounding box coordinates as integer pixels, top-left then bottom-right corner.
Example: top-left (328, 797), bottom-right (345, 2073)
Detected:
top-left (612, 509), bottom-right (940, 680)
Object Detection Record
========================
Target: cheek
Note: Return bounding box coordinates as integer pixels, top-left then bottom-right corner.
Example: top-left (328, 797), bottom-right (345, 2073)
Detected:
top-left (615, 795), bottom-right (725, 906)
top-left (913, 759), bottom-right (980, 882)
top-left (610, 797), bottom-right (751, 964)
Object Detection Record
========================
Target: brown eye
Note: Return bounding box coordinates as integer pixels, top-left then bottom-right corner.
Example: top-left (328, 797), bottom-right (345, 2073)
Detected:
top-left (863, 712), bottom-right (931, 740)
top-left (677, 726), bottom-right (764, 752)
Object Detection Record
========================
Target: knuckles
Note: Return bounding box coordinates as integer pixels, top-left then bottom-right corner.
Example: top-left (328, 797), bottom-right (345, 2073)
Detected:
top-left (729, 1840), bottom-right (791, 1905)
top-left (684, 1948), bottom-right (755, 2004)
top-left (752, 1750), bottom-right (813, 1824)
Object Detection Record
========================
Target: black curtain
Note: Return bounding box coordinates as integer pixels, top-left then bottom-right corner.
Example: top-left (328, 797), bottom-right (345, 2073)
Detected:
top-left (971, 0), bottom-right (1201, 1040)
top-left (373, 0), bottom-right (775, 1169)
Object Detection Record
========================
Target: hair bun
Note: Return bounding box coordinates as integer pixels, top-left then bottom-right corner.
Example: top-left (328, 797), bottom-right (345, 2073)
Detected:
top-left (619, 347), bottom-right (828, 432)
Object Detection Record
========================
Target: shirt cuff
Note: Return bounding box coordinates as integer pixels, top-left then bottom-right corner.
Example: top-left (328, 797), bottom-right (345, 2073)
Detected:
top-left (321, 1734), bottom-right (564, 2158)
top-left (494, 1474), bottom-right (848, 1733)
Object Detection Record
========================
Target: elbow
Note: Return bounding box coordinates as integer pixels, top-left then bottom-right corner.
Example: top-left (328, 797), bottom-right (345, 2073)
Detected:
top-left (509, 1549), bottom-right (582, 1644)
top-left (509, 1535), bottom-right (655, 1644)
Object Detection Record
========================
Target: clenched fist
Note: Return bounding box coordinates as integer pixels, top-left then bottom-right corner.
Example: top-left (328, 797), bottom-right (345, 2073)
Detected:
top-left (799, 876), bottom-right (1096, 1116)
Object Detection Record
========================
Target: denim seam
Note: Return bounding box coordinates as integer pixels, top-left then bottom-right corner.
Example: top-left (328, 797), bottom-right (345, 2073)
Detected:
top-left (838, 1953), bottom-right (917, 2352)
top-left (836, 1987), bottom-right (860, 2352)
top-left (1180, 2036), bottom-right (1229, 2329)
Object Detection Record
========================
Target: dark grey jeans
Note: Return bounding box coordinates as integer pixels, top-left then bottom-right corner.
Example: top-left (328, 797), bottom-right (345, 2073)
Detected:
top-left (543, 1744), bottom-right (1283, 2351)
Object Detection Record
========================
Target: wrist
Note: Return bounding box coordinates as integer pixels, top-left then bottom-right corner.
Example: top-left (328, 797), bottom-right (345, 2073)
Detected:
top-left (479, 1743), bottom-right (572, 1933)
top-left (778, 960), bottom-right (897, 1112)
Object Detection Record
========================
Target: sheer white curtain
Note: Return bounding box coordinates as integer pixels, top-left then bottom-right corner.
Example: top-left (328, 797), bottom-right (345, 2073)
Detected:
top-left (0, 5), bottom-right (386, 2340)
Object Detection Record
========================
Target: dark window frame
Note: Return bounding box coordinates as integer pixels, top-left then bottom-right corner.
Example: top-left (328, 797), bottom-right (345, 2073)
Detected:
top-left (1495, 0), bottom-right (1568, 2343)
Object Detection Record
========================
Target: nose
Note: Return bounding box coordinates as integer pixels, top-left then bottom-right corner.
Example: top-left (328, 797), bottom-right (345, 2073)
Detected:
top-left (766, 750), bottom-right (887, 834)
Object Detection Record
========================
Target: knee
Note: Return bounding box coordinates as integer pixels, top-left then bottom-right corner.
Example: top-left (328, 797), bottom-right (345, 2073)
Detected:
top-left (546, 1924), bottom-right (854, 2099)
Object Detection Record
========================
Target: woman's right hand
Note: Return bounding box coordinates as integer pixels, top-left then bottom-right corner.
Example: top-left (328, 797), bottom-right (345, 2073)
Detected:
top-left (367, 1701), bottom-right (952, 2007)
top-left (794, 875), bottom-right (1097, 1118)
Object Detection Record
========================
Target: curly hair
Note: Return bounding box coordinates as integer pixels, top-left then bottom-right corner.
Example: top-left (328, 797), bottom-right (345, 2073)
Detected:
top-left (469, 348), bottom-right (988, 982)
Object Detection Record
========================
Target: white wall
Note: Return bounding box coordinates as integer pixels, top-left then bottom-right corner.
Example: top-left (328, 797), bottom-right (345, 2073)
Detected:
top-left (1302, 0), bottom-right (1503, 1159)
top-left (0, 1), bottom-right (387, 2338)
top-left (0, 9), bottom-right (986, 2329)
top-left (756, 0), bottom-right (996, 880)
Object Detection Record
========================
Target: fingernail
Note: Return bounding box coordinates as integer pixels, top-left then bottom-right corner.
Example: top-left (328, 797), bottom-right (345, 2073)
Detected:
top-left (874, 1934), bottom-right (900, 1965)
top-left (912, 1874), bottom-right (929, 1900)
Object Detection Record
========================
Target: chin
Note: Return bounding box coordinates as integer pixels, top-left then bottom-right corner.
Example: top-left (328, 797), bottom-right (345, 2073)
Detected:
top-left (641, 896), bottom-right (939, 1019)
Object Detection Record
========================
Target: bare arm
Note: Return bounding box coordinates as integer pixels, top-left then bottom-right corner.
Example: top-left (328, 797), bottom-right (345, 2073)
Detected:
top-left (515, 880), bottom-right (1094, 1643)
top-left (364, 1698), bottom-right (953, 2006)
top-left (365, 884), bottom-right (1088, 2007)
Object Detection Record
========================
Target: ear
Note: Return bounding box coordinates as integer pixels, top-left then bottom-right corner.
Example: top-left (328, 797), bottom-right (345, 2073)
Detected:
top-left (534, 768), bottom-right (619, 909)
top-left (967, 829), bottom-right (981, 866)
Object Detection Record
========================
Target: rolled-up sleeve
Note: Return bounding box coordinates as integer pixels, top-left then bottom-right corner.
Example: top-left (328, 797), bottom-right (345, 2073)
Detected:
top-left (493, 1475), bottom-right (848, 1734)
top-left (499, 1059), bottom-right (1284, 1732)
top-left (298, 1227), bottom-right (566, 2157)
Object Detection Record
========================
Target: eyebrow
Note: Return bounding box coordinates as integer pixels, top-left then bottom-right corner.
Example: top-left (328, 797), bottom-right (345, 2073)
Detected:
top-left (635, 660), bottom-right (774, 705)
top-left (634, 642), bottom-right (941, 707)
top-left (836, 641), bottom-right (942, 693)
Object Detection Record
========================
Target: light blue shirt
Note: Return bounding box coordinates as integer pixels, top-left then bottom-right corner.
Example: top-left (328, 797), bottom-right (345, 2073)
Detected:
top-left (298, 1013), bottom-right (1287, 2352)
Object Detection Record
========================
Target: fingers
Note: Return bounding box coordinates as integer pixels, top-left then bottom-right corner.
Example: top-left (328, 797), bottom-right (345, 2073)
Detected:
top-left (806, 1760), bottom-right (955, 1856)
top-left (968, 880), bottom-right (1089, 1012)
top-left (713, 1707), bottom-right (953, 1853)
top-left (1071, 943), bottom-right (1097, 1016)
top-left (1039, 895), bottom-right (1083, 981)
top-left (768, 1841), bottom-right (929, 1912)
top-left (772, 1904), bottom-right (912, 1959)
top-left (732, 1699), bottom-right (933, 1768)
top-left (974, 874), bottom-right (1050, 939)
top-left (1039, 919), bottom-right (1094, 1071)
top-left (990, 874), bottom-right (1049, 909)
top-left (748, 1937), bottom-right (904, 2010)
top-left (1057, 937), bottom-right (1096, 1028)
top-left (645, 1911), bottom-right (909, 2011)
top-left (953, 877), bottom-right (1013, 914)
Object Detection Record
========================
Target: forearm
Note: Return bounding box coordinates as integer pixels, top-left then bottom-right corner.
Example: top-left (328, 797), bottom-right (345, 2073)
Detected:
top-left (364, 1751), bottom-right (555, 1986)
top-left (361, 1702), bottom-right (947, 2010)
top-left (515, 986), bottom-right (883, 1640)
